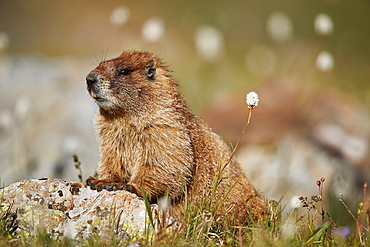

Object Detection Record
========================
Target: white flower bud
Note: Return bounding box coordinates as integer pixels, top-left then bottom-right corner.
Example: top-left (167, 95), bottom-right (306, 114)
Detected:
top-left (246, 92), bottom-right (259, 108)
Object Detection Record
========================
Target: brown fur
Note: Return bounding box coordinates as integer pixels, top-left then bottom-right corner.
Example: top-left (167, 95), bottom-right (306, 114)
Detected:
top-left (86, 51), bottom-right (264, 224)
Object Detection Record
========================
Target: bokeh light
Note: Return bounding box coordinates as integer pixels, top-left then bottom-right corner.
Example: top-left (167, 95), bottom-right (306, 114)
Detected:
top-left (142, 17), bottom-right (165, 43)
top-left (110, 7), bottom-right (130, 27)
top-left (315, 51), bottom-right (334, 72)
top-left (266, 11), bottom-right (293, 42)
top-left (314, 13), bottom-right (334, 36)
top-left (0, 32), bottom-right (10, 51)
top-left (194, 25), bottom-right (223, 61)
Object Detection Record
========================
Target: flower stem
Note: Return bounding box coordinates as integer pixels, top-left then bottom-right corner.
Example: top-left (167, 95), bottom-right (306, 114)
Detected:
top-left (222, 108), bottom-right (253, 172)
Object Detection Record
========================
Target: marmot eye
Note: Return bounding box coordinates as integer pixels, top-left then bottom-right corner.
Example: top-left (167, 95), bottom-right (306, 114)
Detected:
top-left (117, 69), bottom-right (130, 76)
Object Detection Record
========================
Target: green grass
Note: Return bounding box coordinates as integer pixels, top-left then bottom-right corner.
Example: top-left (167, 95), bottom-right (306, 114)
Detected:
top-left (1, 177), bottom-right (369, 246)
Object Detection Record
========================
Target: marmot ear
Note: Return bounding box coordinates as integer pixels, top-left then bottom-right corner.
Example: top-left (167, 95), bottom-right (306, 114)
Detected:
top-left (145, 59), bottom-right (156, 80)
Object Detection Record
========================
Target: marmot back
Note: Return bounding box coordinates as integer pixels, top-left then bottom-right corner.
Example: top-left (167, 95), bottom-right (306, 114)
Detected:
top-left (86, 51), bottom-right (264, 224)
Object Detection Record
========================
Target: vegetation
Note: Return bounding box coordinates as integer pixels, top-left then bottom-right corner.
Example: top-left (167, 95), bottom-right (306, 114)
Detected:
top-left (0, 177), bottom-right (369, 246)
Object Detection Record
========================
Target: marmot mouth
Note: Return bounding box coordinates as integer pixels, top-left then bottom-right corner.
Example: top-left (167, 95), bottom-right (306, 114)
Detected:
top-left (89, 90), bottom-right (106, 103)
top-left (93, 97), bottom-right (105, 102)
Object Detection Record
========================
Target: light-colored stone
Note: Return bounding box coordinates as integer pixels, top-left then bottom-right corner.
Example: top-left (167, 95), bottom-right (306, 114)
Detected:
top-left (0, 178), bottom-right (155, 241)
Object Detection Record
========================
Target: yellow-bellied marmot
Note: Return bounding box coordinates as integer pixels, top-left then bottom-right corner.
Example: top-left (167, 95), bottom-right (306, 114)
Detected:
top-left (86, 51), bottom-right (264, 224)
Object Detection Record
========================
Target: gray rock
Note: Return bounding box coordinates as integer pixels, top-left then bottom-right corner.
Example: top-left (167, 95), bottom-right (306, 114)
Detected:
top-left (0, 178), bottom-right (155, 241)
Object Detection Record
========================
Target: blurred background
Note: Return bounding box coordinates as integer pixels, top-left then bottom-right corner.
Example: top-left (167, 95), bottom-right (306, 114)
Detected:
top-left (0, 0), bottom-right (369, 226)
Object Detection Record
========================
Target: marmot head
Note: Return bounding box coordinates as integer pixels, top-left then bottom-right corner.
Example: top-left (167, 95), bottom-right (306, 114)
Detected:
top-left (86, 51), bottom-right (177, 116)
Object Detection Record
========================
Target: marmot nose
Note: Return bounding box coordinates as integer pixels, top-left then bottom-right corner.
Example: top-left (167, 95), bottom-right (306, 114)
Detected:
top-left (86, 70), bottom-right (100, 87)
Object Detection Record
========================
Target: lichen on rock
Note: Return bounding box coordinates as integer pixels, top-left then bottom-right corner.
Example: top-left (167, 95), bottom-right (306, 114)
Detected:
top-left (0, 178), bottom-right (154, 241)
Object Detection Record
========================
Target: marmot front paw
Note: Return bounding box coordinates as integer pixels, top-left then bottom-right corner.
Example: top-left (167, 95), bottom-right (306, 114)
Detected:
top-left (86, 176), bottom-right (134, 192)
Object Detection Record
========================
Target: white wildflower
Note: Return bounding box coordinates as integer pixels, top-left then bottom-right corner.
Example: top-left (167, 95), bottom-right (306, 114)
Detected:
top-left (246, 92), bottom-right (259, 109)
